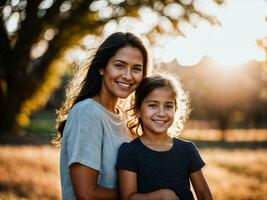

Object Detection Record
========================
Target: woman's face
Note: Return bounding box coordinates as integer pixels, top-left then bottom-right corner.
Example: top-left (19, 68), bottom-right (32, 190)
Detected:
top-left (100, 46), bottom-right (144, 99)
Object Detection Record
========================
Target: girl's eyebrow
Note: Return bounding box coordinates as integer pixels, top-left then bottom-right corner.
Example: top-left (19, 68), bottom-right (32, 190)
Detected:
top-left (166, 102), bottom-right (175, 104)
top-left (146, 100), bottom-right (158, 103)
top-left (146, 100), bottom-right (175, 104)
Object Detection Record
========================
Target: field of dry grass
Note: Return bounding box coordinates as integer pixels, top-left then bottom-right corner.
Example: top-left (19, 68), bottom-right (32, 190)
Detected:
top-left (0, 129), bottom-right (267, 200)
top-left (0, 145), bottom-right (60, 200)
top-left (201, 148), bottom-right (267, 200)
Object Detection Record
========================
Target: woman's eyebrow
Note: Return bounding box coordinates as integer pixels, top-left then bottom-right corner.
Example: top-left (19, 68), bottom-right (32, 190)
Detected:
top-left (113, 59), bottom-right (126, 63)
top-left (113, 59), bottom-right (143, 67)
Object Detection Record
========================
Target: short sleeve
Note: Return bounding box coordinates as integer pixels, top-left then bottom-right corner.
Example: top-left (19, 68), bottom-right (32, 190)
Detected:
top-left (187, 142), bottom-right (205, 173)
top-left (65, 103), bottom-right (103, 171)
top-left (116, 143), bottom-right (138, 173)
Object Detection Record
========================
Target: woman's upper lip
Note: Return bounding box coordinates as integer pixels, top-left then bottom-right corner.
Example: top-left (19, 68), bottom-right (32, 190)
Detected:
top-left (116, 81), bottom-right (133, 89)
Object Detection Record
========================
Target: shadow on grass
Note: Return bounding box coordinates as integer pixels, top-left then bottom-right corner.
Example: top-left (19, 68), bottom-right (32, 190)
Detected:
top-left (192, 140), bottom-right (267, 149)
top-left (0, 183), bottom-right (28, 199)
top-left (0, 110), bottom-right (56, 145)
top-left (1, 135), bottom-right (267, 149)
top-left (0, 134), bottom-right (53, 145)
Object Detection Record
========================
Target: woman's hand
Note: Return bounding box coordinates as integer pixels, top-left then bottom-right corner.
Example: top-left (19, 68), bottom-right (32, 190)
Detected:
top-left (119, 169), bottom-right (179, 200)
top-left (154, 189), bottom-right (180, 200)
top-left (128, 189), bottom-right (179, 200)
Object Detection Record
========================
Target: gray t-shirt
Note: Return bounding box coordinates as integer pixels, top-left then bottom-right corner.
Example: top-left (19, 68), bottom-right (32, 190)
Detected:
top-left (60, 98), bottom-right (130, 200)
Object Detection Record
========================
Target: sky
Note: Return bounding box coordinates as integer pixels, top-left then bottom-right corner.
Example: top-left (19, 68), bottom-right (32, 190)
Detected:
top-left (153, 0), bottom-right (267, 66)
top-left (90, 0), bottom-right (267, 67)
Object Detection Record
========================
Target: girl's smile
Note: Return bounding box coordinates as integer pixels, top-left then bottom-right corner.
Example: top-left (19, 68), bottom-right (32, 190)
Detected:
top-left (138, 87), bottom-right (176, 136)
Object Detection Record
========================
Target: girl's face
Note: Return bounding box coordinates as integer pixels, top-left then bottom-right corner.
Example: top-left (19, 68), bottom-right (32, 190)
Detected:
top-left (138, 87), bottom-right (176, 136)
top-left (100, 46), bottom-right (144, 99)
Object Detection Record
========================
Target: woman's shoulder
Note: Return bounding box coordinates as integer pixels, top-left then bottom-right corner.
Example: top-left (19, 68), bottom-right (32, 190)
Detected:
top-left (71, 98), bottom-right (102, 115)
top-left (65, 99), bottom-right (103, 129)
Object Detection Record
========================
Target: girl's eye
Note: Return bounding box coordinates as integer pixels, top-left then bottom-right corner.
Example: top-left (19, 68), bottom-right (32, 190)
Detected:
top-left (148, 104), bottom-right (157, 108)
top-left (166, 105), bottom-right (174, 109)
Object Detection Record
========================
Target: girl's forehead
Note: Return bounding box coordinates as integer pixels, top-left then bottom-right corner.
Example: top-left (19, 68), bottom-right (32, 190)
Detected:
top-left (144, 87), bottom-right (176, 102)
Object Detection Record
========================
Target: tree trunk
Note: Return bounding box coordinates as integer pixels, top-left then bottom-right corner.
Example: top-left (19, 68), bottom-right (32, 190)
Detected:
top-left (0, 93), bottom-right (22, 134)
top-left (218, 115), bottom-right (228, 141)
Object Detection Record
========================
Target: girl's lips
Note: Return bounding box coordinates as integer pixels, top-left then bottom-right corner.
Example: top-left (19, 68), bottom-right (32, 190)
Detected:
top-left (152, 120), bottom-right (168, 125)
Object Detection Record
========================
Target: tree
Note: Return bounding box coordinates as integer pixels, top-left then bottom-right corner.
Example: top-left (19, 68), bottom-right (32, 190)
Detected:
top-left (162, 57), bottom-right (266, 140)
top-left (0, 0), bottom-right (222, 134)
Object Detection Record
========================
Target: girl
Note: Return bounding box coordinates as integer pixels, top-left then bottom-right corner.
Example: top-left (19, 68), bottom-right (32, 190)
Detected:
top-left (117, 75), bottom-right (213, 200)
top-left (55, 32), bottom-right (148, 200)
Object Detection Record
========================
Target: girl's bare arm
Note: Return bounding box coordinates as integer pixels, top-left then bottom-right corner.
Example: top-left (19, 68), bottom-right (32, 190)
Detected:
top-left (190, 169), bottom-right (213, 200)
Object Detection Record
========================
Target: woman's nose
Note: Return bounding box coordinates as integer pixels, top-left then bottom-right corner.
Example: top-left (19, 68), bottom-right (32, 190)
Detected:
top-left (122, 68), bottom-right (132, 80)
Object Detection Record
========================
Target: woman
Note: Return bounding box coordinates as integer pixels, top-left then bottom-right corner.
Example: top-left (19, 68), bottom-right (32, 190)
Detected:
top-left (55, 32), bottom-right (148, 200)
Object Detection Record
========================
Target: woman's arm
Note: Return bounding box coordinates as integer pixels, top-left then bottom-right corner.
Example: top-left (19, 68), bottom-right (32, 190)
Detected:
top-left (118, 169), bottom-right (179, 200)
top-left (190, 169), bottom-right (213, 200)
top-left (70, 163), bottom-right (117, 200)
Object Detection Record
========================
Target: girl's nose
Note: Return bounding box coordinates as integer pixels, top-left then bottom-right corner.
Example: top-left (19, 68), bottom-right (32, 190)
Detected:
top-left (157, 107), bottom-right (166, 117)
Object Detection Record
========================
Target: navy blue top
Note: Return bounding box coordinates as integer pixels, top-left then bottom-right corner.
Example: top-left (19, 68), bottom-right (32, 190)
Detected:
top-left (116, 138), bottom-right (205, 200)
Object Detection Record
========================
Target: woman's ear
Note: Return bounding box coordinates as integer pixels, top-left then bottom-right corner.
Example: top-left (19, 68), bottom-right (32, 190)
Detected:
top-left (99, 69), bottom-right (104, 75)
top-left (136, 109), bottom-right (141, 118)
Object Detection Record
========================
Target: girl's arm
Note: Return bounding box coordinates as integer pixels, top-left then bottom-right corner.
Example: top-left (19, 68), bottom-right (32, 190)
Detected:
top-left (118, 169), bottom-right (179, 200)
top-left (70, 163), bottom-right (117, 200)
top-left (190, 169), bottom-right (213, 200)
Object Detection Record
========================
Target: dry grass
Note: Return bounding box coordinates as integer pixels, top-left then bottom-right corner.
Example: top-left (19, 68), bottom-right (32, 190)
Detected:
top-left (0, 129), bottom-right (267, 199)
top-left (200, 148), bottom-right (267, 200)
top-left (0, 145), bottom-right (60, 200)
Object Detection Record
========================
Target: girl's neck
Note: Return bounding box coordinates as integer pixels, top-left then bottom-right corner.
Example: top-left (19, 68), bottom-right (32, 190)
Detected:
top-left (140, 133), bottom-right (173, 151)
top-left (92, 94), bottom-right (119, 114)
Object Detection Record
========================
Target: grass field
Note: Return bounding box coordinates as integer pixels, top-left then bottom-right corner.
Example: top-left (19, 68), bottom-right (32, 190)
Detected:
top-left (0, 111), bottom-right (267, 199)
top-left (1, 146), bottom-right (266, 200)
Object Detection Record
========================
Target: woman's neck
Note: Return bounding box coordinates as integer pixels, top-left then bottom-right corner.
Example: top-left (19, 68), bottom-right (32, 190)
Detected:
top-left (92, 94), bottom-right (119, 114)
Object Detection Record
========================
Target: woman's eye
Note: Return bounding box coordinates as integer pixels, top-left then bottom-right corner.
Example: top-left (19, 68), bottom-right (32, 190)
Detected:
top-left (115, 64), bottom-right (124, 68)
top-left (132, 67), bottom-right (143, 72)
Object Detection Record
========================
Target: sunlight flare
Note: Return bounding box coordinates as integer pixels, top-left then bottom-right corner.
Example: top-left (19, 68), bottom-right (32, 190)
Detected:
top-left (157, 0), bottom-right (267, 67)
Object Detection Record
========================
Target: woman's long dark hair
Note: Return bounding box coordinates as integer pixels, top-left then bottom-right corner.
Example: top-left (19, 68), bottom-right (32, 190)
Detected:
top-left (54, 32), bottom-right (148, 144)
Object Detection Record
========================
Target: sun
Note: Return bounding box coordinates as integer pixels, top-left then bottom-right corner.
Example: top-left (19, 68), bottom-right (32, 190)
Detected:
top-left (155, 0), bottom-right (267, 67)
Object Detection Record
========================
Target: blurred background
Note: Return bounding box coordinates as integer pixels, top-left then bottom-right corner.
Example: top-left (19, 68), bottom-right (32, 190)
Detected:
top-left (0, 0), bottom-right (267, 199)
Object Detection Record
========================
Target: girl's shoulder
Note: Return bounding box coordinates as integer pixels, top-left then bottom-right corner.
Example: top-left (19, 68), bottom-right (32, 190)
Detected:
top-left (119, 138), bottom-right (140, 151)
top-left (173, 138), bottom-right (198, 151)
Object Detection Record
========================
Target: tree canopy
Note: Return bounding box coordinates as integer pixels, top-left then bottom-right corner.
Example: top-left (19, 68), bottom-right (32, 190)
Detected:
top-left (0, 0), bottom-right (223, 134)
